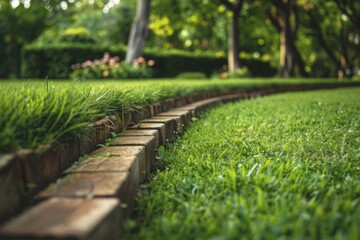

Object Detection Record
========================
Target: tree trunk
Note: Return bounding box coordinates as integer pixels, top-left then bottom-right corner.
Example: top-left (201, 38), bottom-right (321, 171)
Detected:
top-left (270, 0), bottom-right (308, 77)
top-left (220, 0), bottom-right (243, 73)
top-left (292, 43), bottom-right (309, 77)
top-left (228, 11), bottom-right (240, 73)
top-left (305, 9), bottom-right (340, 67)
top-left (278, 1), bottom-right (295, 77)
top-left (125, 0), bottom-right (150, 63)
top-left (339, 41), bottom-right (354, 79)
top-left (279, 23), bottom-right (295, 77)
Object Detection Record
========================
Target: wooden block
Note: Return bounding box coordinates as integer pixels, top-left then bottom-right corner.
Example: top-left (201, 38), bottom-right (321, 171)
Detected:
top-left (130, 106), bottom-right (151, 123)
top-left (145, 116), bottom-right (183, 135)
top-left (95, 125), bottom-right (110, 147)
top-left (38, 172), bottom-right (134, 217)
top-left (59, 136), bottom-right (81, 170)
top-left (16, 145), bottom-right (62, 193)
top-left (110, 136), bottom-right (156, 174)
top-left (191, 97), bottom-right (222, 110)
top-left (108, 115), bottom-right (122, 132)
top-left (159, 109), bottom-right (192, 119)
top-left (190, 93), bottom-right (205, 102)
top-left (149, 103), bottom-right (162, 116)
top-left (176, 97), bottom-right (222, 117)
top-left (174, 97), bottom-right (187, 107)
top-left (0, 198), bottom-right (122, 240)
top-left (79, 129), bottom-right (97, 156)
top-left (221, 93), bottom-right (246, 103)
top-left (162, 98), bottom-right (175, 111)
top-left (157, 109), bottom-right (191, 129)
top-left (66, 146), bottom-right (145, 186)
top-left (128, 123), bottom-right (166, 146)
top-left (119, 129), bottom-right (160, 148)
top-left (0, 154), bottom-right (24, 224)
top-left (121, 111), bottom-right (132, 129)
top-left (141, 117), bottom-right (178, 142)
top-left (176, 106), bottom-right (198, 118)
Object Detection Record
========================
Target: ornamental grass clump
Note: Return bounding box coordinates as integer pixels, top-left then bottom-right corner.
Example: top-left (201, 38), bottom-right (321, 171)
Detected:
top-left (70, 52), bottom-right (155, 80)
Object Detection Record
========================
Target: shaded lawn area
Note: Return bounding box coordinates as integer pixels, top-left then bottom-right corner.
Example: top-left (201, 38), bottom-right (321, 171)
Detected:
top-left (126, 87), bottom-right (360, 240)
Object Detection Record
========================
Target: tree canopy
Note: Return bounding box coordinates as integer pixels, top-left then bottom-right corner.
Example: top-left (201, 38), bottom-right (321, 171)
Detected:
top-left (0, 0), bottom-right (359, 78)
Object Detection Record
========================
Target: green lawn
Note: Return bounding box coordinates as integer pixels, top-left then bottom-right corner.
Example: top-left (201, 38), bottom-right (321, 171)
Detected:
top-left (126, 87), bottom-right (360, 240)
top-left (0, 78), bottom-right (345, 153)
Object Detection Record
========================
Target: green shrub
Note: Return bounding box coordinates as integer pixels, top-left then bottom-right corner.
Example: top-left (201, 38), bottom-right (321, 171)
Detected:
top-left (21, 43), bottom-right (114, 79)
top-left (242, 58), bottom-right (277, 77)
top-left (213, 66), bottom-right (250, 79)
top-left (176, 72), bottom-right (207, 79)
top-left (229, 67), bottom-right (250, 78)
top-left (351, 73), bottom-right (360, 81)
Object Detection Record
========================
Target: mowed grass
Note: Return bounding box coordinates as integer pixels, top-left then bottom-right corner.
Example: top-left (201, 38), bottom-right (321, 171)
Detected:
top-left (0, 78), bottom-right (343, 153)
top-left (126, 87), bottom-right (360, 240)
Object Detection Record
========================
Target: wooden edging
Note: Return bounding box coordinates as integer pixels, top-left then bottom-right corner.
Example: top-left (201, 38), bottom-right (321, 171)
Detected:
top-left (0, 83), bottom-right (358, 239)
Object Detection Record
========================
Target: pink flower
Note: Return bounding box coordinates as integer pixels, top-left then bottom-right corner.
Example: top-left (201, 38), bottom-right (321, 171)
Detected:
top-left (94, 60), bottom-right (101, 66)
top-left (82, 60), bottom-right (93, 68)
top-left (135, 57), bottom-right (145, 64)
top-left (109, 58), bottom-right (117, 67)
top-left (147, 59), bottom-right (155, 67)
top-left (103, 52), bottom-right (110, 62)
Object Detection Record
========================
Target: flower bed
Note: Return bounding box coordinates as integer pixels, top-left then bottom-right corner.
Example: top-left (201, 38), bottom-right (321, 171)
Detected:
top-left (70, 53), bottom-right (155, 80)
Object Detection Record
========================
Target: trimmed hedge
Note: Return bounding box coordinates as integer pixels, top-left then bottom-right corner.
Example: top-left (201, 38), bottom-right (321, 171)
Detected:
top-left (21, 44), bottom-right (108, 79)
top-left (21, 43), bottom-right (276, 79)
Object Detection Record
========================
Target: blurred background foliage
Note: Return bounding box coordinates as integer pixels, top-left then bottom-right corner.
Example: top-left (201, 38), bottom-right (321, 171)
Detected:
top-left (0, 0), bottom-right (359, 79)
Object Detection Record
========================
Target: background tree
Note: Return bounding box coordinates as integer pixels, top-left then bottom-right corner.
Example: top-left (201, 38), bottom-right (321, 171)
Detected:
top-left (268, 0), bottom-right (308, 77)
top-left (147, 0), bottom-right (182, 49)
top-left (239, 1), bottom-right (279, 72)
top-left (126, 0), bottom-right (150, 63)
top-left (219, 0), bottom-right (244, 73)
top-left (70, 2), bottom-right (134, 45)
top-left (302, 0), bottom-right (359, 79)
top-left (0, 0), bottom-right (358, 79)
top-left (177, 1), bottom-right (226, 51)
top-left (148, 0), bottom-right (227, 51)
